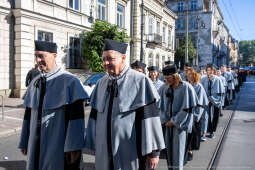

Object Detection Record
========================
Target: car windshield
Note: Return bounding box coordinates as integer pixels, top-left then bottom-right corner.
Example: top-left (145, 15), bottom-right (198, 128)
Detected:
top-left (84, 73), bottom-right (105, 86)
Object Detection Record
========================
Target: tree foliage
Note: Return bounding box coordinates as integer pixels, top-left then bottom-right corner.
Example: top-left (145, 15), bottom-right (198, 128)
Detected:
top-left (81, 20), bottom-right (129, 72)
top-left (239, 40), bottom-right (255, 65)
top-left (174, 35), bottom-right (196, 69)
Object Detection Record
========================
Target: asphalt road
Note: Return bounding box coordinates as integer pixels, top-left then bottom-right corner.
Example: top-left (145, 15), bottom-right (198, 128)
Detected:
top-left (215, 76), bottom-right (255, 170)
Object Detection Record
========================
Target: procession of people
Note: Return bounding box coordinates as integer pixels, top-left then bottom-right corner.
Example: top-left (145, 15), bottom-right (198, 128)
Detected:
top-left (19, 39), bottom-right (246, 170)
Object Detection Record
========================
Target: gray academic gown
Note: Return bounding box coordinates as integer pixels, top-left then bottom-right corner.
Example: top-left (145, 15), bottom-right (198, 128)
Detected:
top-left (222, 71), bottom-right (235, 101)
top-left (19, 67), bottom-right (89, 170)
top-left (85, 67), bottom-right (165, 170)
top-left (158, 82), bottom-right (198, 170)
top-left (201, 75), bottom-right (224, 132)
top-left (153, 79), bottom-right (164, 92)
top-left (218, 75), bottom-right (227, 107)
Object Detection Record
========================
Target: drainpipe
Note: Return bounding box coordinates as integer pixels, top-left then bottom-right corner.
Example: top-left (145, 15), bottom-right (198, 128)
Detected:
top-left (130, 0), bottom-right (134, 64)
top-left (9, 0), bottom-right (16, 97)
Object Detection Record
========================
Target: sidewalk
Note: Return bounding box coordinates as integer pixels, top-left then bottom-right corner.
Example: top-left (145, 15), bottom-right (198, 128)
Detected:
top-left (0, 98), bottom-right (92, 138)
top-left (0, 98), bottom-right (24, 138)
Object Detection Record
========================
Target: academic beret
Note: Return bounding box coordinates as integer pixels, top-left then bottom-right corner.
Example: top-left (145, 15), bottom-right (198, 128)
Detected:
top-left (184, 63), bottom-right (193, 67)
top-left (162, 65), bottom-right (177, 75)
top-left (103, 39), bottom-right (128, 54)
top-left (147, 66), bottom-right (159, 71)
top-left (165, 60), bottom-right (174, 65)
top-left (131, 60), bottom-right (146, 69)
top-left (35, 40), bottom-right (57, 53)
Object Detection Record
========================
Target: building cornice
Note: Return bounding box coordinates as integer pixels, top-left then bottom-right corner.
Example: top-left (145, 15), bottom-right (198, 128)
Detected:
top-left (163, 8), bottom-right (178, 19)
top-left (12, 8), bottom-right (91, 31)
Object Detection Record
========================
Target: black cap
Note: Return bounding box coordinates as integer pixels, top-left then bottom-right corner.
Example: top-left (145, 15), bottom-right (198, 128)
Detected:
top-left (103, 39), bottom-right (128, 54)
top-left (184, 63), bottom-right (193, 67)
top-left (35, 40), bottom-right (57, 53)
top-left (165, 60), bottom-right (174, 65)
top-left (131, 60), bottom-right (146, 69)
top-left (147, 66), bottom-right (159, 71)
top-left (162, 65), bottom-right (177, 75)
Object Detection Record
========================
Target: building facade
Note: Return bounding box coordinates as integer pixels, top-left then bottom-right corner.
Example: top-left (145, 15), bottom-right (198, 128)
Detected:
top-left (228, 36), bottom-right (239, 66)
top-left (0, 0), bottom-right (131, 97)
top-left (167, 0), bottom-right (236, 67)
top-left (131, 0), bottom-right (177, 70)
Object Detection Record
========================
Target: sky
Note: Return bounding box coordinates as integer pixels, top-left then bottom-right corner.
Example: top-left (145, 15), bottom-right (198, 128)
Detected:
top-left (217, 0), bottom-right (255, 41)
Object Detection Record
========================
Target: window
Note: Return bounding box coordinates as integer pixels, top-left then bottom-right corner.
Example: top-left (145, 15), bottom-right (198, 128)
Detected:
top-left (178, 2), bottom-right (184, 12)
top-left (69, 0), bottom-right (79, 11)
top-left (177, 19), bottom-right (183, 29)
top-left (191, 0), bottom-right (197, 10)
top-left (117, 4), bottom-right (124, 28)
top-left (98, 0), bottom-right (106, 21)
top-left (191, 19), bottom-right (197, 29)
top-left (162, 27), bottom-right (166, 43)
top-left (69, 37), bottom-right (82, 69)
top-left (149, 17), bottom-right (154, 34)
top-left (156, 55), bottom-right (159, 67)
top-left (156, 22), bottom-right (160, 34)
top-left (148, 53), bottom-right (153, 66)
top-left (162, 56), bottom-right (165, 64)
top-left (168, 29), bottom-right (171, 48)
top-left (38, 30), bottom-right (53, 42)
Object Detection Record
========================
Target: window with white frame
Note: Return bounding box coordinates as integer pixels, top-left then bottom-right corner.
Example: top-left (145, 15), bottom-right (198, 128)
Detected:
top-left (149, 17), bottom-right (154, 35)
top-left (156, 55), bottom-right (159, 67)
top-left (191, 18), bottom-right (197, 29)
top-left (162, 26), bottom-right (166, 43)
top-left (191, 0), bottom-right (197, 10)
top-left (68, 37), bottom-right (82, 69)
top-left (177, 19), bottom-right (183, 29)
top-left (148, 53), bottom-right (153, 66)
top-left (38, 30), bottom-right (53, 42)
top-left (178, 2), bottom-right (184, 12)
top-left (98, 0), bottom-right (106, 21)
top-left (117, 4), bottom-right (124, 28)
top-left (156, 22), bottom-right (160, 35)
top-left (168, 29), bottom-right (171, 48)
top-left (69, 0), bottom-right (80, 11)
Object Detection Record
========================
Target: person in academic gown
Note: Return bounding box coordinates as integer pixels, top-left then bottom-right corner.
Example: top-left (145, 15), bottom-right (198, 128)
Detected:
top-left (85, 39), bottom-right (165, 170)
top-left (158, 65), bottom-right (198, 170)
top-left (201, 64), bottom-right (224, 139)
top-left (185, 68), bottom-right (208, 161)
top-left (18, 41), bottom-right (89, 170)
top-left (216, 69), bottom-right (227, 114)
top-left (159, 61), bottom-right (174, 82)
top-left (229, 67), bottom-right (239, 99)
top-left (179, 63), bottom-right (192, 81)
top-left (131, 60), bottom-right (147, 74)
top-left (148, 66), bottom-right (164, 91)
top-left (221, 65), bottom-right (235, 105)
top-left (25, 64), bottom-right (41, 87)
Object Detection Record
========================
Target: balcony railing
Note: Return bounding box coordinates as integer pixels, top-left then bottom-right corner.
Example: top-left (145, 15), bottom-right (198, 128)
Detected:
top-left (146, 34), bottom-right (162, 45)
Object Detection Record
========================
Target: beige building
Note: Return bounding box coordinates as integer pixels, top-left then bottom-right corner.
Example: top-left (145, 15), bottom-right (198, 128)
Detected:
top-left (228, 36), bottom-right (239, 66)
top-left (0, 0), bottom-right (131, 97)
top-left (131, 0), bottom-right (177, 70)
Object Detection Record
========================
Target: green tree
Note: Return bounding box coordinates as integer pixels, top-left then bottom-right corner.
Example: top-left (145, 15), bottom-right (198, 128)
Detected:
top-left (239, 40), bottom-right (255, 65)
top-left (174, 35), bottom-right (196, 69)
top-left (81, 20), bottom-right (129, 72)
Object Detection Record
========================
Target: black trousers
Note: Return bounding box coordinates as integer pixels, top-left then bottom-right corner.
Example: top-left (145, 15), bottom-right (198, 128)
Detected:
top-left (64, 152), bottom-right (81, 170)
top-left (208, 104), bottom-right (220, 133)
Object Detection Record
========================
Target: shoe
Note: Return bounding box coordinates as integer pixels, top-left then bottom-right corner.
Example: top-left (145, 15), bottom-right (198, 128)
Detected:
top-left (208, 133), bottom-right (215, 139)
top-left (201, 136), bottom-right (207, 141)
top-left (187, 152), bottom-right (193, 161)
top-left (220, 113), bottom-right (223, 117)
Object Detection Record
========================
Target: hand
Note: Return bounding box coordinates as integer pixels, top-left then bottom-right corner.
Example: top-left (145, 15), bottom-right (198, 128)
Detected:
top-left (165, 121), bottom-right (174, 127)
top-left (21, 149), bottom-right (27, 155)
top-left (146, 156), bottom-right (159, 170)
top-left (70, 150), bottom-right (81, 164)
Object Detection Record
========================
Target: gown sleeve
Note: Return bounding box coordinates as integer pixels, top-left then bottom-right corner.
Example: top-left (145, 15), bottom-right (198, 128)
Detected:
top-left (84, 108), bottom-right (97, 151)
top-left (18, 107), bottom-right (31, 149)
top-left (64, 99), bottom-right (86, 152)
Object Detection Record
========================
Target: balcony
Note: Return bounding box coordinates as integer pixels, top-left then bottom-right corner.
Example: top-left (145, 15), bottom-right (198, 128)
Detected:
top-left (146, 34), bottom-right (162, 45)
